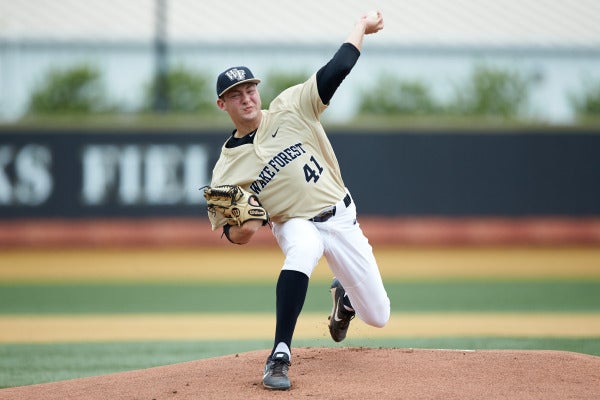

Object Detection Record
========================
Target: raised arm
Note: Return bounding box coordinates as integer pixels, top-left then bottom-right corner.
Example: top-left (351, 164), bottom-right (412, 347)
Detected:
top-left (346, 10), bottom-right (384, 52)
top-left (316, 11), bottom-right (384, 104)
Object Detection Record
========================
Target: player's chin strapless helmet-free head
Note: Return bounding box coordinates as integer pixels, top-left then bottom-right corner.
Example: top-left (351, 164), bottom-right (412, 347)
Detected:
top-left (217, 66), bottom-right (261, 97)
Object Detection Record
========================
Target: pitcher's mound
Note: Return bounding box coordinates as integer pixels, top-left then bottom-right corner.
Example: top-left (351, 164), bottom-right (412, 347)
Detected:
top-left (1, 347), bottom-right (599, 400)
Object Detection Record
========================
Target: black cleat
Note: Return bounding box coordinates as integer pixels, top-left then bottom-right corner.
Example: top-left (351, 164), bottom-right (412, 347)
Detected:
top-left (262, 352), bottom-right (291, 390)
top-left (328, 278), bottom-right (355, 342)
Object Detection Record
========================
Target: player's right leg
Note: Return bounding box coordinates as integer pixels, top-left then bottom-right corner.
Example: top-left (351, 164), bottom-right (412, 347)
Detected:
top-left (320, 199), bottom-right (391, 332)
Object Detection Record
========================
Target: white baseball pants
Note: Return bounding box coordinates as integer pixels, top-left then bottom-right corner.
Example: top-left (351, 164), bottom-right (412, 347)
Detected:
top-left (272, 193), bottom-right (390, 328)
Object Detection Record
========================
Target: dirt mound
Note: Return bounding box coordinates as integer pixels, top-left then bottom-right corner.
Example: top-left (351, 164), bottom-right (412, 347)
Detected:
top-left (1, 347), bottom-right (599, 400)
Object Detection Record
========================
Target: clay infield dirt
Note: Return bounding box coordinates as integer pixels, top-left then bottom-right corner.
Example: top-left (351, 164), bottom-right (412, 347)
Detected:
top-left (1, 347), bottom-right (599, 400)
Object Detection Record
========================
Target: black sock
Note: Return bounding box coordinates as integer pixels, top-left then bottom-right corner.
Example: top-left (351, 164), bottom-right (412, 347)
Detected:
top-left (271, 269), bottom-right (309, 356)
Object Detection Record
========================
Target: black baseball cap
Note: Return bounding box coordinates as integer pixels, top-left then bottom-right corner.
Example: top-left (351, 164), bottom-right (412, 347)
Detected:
top-left (216, 66), bottom-right (261, 97)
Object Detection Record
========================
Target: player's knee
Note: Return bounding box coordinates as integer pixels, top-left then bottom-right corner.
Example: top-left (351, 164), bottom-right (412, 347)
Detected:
top-left (280, 241), bottom-right (323, 277)
top-left (367, 314), bottom-right (389, 328)
top-left (362, 302), bottom-right (390, 328)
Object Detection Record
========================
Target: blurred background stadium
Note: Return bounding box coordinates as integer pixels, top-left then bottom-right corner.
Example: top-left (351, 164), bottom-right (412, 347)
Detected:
top-left (1, 0), bottom-right (600, 124)
top-left (0, 0), bottom-right (599, 389)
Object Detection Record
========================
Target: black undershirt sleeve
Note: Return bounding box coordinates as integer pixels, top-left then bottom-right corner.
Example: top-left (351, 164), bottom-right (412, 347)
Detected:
top-left (316, 42), bottom-right (361, 105)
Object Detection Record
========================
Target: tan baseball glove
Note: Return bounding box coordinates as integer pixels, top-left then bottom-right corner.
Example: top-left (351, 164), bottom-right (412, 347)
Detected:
top-left (202, 184), bottom-right (269, 226)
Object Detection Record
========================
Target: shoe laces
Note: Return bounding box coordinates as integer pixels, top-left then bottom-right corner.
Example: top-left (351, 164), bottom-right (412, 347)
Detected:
top-left (269, 357), bottom-right (290, 377)
top-left (337, 308), bottom-right (355, 329)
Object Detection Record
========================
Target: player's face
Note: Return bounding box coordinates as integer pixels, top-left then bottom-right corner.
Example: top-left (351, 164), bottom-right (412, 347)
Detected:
top-left (218, 83), bottom-right (262, 124)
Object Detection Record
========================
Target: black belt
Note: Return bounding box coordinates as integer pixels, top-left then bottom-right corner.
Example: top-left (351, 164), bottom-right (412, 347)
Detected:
top-left (309, 194), bottom-right (352, 223)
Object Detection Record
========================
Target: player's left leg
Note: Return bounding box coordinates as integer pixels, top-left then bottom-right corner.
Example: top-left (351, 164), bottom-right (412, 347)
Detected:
top-left (272, 219), bottom-right (325, 349)
top-left (263, 218), bottom-right (325, 389)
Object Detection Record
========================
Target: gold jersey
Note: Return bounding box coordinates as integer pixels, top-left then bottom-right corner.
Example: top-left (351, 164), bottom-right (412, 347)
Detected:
top-left (209, 73), bottom-right (347, 229)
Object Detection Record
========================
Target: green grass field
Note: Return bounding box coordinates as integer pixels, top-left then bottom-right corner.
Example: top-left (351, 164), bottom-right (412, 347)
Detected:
top-left (1, 246), bottom-right (599, 388)
top-left (2, 280), bottom-right (600, 314)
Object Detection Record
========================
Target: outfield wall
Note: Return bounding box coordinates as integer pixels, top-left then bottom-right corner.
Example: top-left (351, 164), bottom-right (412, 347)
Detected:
top-left (1, 128), bottom-right (599, 246)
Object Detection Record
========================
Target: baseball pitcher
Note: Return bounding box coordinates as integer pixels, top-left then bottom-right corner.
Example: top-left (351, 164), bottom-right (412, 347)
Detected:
top-left (204, 10), bottom-right (390, 391)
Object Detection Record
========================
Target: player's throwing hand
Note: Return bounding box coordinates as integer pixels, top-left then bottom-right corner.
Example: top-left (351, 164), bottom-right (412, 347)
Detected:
top-left (362, 10), bottom-right (384, 34)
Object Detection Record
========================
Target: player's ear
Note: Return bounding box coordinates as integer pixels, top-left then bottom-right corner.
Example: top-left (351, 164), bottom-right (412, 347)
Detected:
top-left (216, 97), bottom-right (226, 111)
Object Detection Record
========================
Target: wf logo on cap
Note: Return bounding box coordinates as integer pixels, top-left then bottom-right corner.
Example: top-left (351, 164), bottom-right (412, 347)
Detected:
top-left (216, 66), bottom-right (261, 96)
top-left (225, 68), bottom-right (246, 81)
